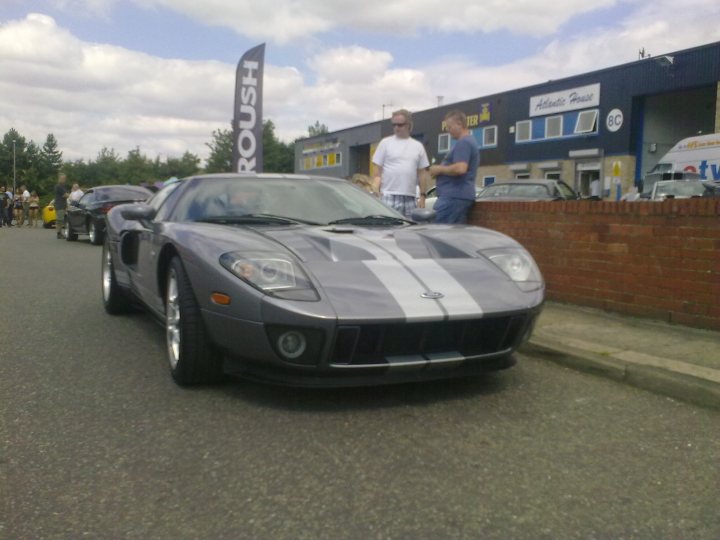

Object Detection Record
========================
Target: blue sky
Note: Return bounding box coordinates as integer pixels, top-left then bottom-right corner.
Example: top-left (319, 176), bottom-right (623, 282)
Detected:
top-left (1, 0), bottom-right (718, 163)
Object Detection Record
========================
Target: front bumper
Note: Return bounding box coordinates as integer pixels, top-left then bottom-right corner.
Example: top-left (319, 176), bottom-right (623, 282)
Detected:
top-left (204, 305), bottom-right (541, 387)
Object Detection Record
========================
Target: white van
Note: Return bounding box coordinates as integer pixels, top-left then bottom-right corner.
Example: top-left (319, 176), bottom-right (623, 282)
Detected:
top-left (648, 133), bottom-right (720, 181)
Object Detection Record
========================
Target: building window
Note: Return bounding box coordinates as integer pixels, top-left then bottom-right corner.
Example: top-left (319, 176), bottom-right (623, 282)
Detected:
top-left (438, 133), bottom-right (451, 153)
top-left (515, 120), bottom-right (531, 142)
top-left (545, 171), bottom-right (561, 180)
top-left (545, 116), bottom-right (562, 138)
top-left (483, 176), bottom-right (496, 186)
top-left (483, 126), bottom-right (497, 147)
top-left (515, 173), bottom-right (530, 179)
top-left (575, 110), bottom-right (598, 134)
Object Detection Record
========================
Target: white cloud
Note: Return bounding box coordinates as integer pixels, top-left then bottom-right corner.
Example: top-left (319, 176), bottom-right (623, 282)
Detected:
top-left (141, 0), bottom-right (619, 43)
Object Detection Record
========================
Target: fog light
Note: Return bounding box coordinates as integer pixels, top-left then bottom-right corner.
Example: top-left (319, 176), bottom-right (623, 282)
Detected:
top-left (277, 331), bottom-right (307, 359)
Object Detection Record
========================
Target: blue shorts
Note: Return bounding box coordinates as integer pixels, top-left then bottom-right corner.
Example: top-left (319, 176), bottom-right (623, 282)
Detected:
top-left (433, 197), bottom-right (475, 224)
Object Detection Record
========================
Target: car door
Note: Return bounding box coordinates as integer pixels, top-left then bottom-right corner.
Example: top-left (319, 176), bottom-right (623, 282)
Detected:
top-left (68, 190), bottom-right (93, 232)
top-left (131, 182), bottom-right (183, 317)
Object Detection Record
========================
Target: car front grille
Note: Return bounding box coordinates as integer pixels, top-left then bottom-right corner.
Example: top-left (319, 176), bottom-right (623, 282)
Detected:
top-left (330, 314), bottom-right (533, 367)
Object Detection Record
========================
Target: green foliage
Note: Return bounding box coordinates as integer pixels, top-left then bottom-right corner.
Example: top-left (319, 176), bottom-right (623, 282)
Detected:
top-left (308, 121), bottom-right (329, 137)
top-left (263, 120), bottom-right (294, 173)
top-left (0, 120), bottom-right (294, 194)
top-left (205, 128), bottom-right (233, 173)
top-left (205, 121), bottom-right (295, 173)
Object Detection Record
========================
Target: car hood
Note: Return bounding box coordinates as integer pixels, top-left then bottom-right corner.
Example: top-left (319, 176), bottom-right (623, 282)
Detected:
top-left (260, 224), bottom-right (543, 321)
top-left (174, 222), bottom-right (543, 322)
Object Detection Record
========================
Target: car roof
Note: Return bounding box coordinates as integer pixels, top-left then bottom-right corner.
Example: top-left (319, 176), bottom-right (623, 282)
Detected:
top-left (189, 172), bottom-right (346, 183)
top-left (487, 179), bottom-right (560, 185)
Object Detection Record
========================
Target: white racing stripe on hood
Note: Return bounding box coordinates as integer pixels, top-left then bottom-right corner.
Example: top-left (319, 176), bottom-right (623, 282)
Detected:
top-left (410, 260), bottom-right (484, 319)
top-left (363, 259), bottom-right (445, 320)
top-left (362, 259), bottom-right (484, 320)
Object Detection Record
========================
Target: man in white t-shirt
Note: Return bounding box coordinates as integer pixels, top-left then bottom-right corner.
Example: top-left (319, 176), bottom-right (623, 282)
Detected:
top-left (372, 109), bottom-right (430, 218)
top-left (69, 184), bottom-right (84, 203)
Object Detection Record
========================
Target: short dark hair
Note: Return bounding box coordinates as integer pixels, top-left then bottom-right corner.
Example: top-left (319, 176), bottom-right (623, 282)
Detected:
top-left (444, 109), bottom-right (467, 126)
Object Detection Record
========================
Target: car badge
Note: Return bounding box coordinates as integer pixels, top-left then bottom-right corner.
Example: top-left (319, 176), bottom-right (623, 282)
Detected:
top-left (421, 291), bottom-right (444, 299)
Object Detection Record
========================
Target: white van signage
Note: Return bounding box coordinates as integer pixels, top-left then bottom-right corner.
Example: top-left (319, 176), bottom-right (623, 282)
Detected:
top-left (652, 134), bottom-right (720, 180)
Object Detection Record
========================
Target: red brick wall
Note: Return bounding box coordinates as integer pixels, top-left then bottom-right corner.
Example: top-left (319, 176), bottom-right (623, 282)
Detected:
top-left (469, 199), bottom-right (720, 330)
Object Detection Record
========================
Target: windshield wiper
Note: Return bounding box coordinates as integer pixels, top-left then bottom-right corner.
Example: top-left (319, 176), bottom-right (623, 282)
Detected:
top-left (327, 215), bottom-right (414, 226)
top-left (198, 214), bottom-right (321, 225)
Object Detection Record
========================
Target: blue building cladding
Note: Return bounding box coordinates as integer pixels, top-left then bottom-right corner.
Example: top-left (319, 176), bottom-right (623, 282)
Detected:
top-left (296, 41), bottom-right (720, 182)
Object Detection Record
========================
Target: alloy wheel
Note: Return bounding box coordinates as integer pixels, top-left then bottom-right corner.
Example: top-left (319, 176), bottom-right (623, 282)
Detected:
top-left (166, 269), bottom-right (181, 370)
top-left (102, 248), bottom-right (112, 302)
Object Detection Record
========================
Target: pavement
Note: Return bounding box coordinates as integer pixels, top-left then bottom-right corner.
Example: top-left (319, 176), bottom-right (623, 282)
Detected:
top-left (522, 301), bottom-right (720, 410)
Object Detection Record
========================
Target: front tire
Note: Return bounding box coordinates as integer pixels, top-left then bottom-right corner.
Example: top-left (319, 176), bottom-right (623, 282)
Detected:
top-left (102, 240), bottom-right (133, 314)
top-left (89, 220), bottom-right (104, 245)
top-left (166, 257), bottom-right (223, 385)
top-left (64, 219), bottom-right (77, 241)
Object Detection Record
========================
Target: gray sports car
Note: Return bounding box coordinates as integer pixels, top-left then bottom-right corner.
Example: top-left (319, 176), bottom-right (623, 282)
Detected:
top-left (102, 173), bottom-right (544, 387)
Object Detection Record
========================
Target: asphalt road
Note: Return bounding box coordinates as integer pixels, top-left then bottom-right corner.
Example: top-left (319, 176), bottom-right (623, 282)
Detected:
top-left (2, 226), bottom-right (719, 539)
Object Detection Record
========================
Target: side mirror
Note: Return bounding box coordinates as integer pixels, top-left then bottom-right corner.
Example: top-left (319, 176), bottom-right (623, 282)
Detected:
top-left (69, 200), bottom-right (79, 207)
top-left (411, 207), bottom-right (436, 223)
top-left (121, 204), bottom-right (156, 221)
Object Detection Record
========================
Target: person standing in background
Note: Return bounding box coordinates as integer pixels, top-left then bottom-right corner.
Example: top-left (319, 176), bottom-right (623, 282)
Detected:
top-left (429, 109), bottom-right (479, 224)
top-left (69, 183), bottom-right (84, 203)
top-left (54, 173), bottom-right (69, 239)
top-left (21, 184), bottom-right (31, 226)
top-left (28, 190), bottom-right (41, 227)
top-left (372, 109), bottom-right (430, 218)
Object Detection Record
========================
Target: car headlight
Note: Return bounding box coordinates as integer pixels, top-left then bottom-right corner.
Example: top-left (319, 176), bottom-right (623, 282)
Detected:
top-left (483, 249), bottom-right (543, 292)
top-left (220, 251), bottom-right (319, 301)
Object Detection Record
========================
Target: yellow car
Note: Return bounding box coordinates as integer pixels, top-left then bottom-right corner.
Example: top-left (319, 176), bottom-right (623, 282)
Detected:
top-left (42, 202), bottom-right (57, 228)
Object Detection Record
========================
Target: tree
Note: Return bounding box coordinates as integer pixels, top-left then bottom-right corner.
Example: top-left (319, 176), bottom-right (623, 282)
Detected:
top-left (263, 120), bottom-right (294, 173)
top-left (91, 147), bottom-right (122, 184)
top-left (205, 128), bottom-right (233, 173)
top-left (164, 152), bottom-right (201, 179)
top-left (41, 134), bottom-right (63, 174)
top-left (205, 121), bottom-right (294, 173)
top-left (308, 121), bottom-right (328, 137)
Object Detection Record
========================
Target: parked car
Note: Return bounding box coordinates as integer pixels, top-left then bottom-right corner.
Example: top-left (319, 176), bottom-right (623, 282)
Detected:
top-left (64, 185), bottom-right (153, 245)
top-left (639, 170), bottom-right (702, 199)
top-left (424, 185), bottom-right (485, 210)
top-left (102, 173), bottom-right (544, 387)
top-left (648, 179), bottom-right (716, 201)
top-left (42, 202), bottom-right (56, 228)
top-left (476, 179), bottom-right (579, 201)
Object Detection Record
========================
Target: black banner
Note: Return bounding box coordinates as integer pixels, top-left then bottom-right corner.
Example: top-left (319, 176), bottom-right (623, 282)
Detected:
top-left (232, 43), bottom-right (265, 172)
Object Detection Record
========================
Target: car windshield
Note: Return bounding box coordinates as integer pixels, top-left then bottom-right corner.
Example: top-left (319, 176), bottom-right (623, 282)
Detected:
top-left (654, 181), bottom-right (707, 198)
top-left (478, 183), bottom-right (551, 199)
top-left (96, 186), bottom-right (152, 201)
top-left (170, 176), bottom-right (407, 225)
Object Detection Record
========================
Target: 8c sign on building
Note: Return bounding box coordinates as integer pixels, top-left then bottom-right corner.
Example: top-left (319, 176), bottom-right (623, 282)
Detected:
top-left (606, 108), bottom-right (623, 132)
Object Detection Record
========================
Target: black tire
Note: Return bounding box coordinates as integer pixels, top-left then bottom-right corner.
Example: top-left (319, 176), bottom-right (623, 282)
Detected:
top-left (89, 220), bottom-right (104, 245)
top-left (165, 257), bottom-right (223, 385)
top-left (64, 219), bottom-right (77, 241)
top-left (102, 239), bottom-right (133, 314)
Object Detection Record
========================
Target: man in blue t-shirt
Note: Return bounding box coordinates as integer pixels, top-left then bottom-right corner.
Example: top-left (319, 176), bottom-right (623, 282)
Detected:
top-left (429, 109), bottom-right (479, 224)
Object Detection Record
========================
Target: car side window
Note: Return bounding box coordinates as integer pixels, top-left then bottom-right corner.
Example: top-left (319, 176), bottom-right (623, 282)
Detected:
top-left (79, 192), bottom-right (94, 206)
top-left (557, 181), bottom-right (576, 198)
top-left (152, 182), bottom-right (183, 221)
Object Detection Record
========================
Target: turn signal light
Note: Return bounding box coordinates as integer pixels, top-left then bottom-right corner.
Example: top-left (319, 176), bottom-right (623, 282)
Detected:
top-left (211, 292), bottom-right (231, 305)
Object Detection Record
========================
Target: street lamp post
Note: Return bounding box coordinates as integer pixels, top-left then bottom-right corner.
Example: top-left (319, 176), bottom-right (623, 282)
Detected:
top-left (12, 139), bottom-right (17, 194)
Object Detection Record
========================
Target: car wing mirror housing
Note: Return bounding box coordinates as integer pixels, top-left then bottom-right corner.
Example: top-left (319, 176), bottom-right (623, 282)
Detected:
top-left (411, 207), bottom-right (436, 223)
top-left (121, 204), bottom-right (156, 221)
